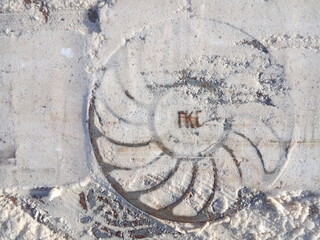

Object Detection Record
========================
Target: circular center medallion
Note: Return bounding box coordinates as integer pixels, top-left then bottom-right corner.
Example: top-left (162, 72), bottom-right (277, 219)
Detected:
top-left (152, 86), bottom-right (226, 157)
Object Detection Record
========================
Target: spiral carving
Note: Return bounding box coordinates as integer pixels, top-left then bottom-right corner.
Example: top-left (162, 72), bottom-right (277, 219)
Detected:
top-left (89, 17), bottom-right (293, 224)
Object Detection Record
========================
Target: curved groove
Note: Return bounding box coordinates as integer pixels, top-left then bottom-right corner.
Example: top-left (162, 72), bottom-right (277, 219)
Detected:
top-left (153, 139), bottom-right (174, 157)
top-left (119, 81), bottom-right (151, 108)
top-left (208, 18), bottom-right (270, 55)
top-left (222, 145), bottom-right (243, 178)
top-left (89, 102), bottom-right (154, 172)
top-left (159, 162), bottom-right (199, 212)
top-left (98, 160), bottom-right (131, 172)
top-left (100, 98), bottom-right (147, 126)
top-left (98, 64), bottom-right (151, 124)
top-left (95, 109), bottom-right (152, 147)
top-left (233, 131), bottom-right (273, 174)
top-left (127, 159), bottom-right (181, 195)
top-left (100, 152), bottom-right (166, 176)
top-left (200, 119), bottom-right (232, 155)
top-left (115, 55), bottom-right (152, 108)
top-left (263, 120), bottom-right (282, 142)
top-left (149, 106), bottom-right (175, 157)
top-left (88, 102), bottom-right (131, 173)
top-left (142, 152), bottom-right (165, 168)
top-left (102, 135), bottom-right (151, 148)
top-left (107, 159), bottom-right (182, 201)
top-left (107, 153), bottom-right (181, 192)
top-left (197, 158), bottom-right (218, 214)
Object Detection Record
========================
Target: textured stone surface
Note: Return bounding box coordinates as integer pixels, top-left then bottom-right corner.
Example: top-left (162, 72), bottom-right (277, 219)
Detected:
top-left (0, 0), bottom-right (319, 239)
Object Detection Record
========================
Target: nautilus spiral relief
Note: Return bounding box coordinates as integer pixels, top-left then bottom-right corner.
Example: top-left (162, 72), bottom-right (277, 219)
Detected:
top-left (89, 17), bottom-right (294, 224)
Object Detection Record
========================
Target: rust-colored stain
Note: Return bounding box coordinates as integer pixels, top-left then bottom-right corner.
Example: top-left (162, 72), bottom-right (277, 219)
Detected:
top-left (0, 195), bottom-right (18, 206)
top-left (79, 192), bottom-right (88, 211)
top-left (178, 110), bottom-right (202, 128)
top-left (23, 0), bottom-right (49, 22)
top-left (7, 195), bottom-right (18, 206)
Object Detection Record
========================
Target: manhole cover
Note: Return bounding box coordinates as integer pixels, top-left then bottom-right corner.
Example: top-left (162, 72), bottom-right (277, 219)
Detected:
top-left (89, 17), bottom-right (293, 226)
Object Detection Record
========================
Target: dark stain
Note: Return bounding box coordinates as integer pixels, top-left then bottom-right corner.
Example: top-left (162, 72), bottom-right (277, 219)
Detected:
top-left (79, 191), bottom-right (88, 211)
top-left (93, 205), bottom-right (104, 215)
top-left (101, 226), bottom-right (111, 233)
top-left (92, 224), bottom-right (111, 238)
top-left (29, 187), bottom-right (52, 198)
top-left (91, 222), bottom-right (120, 239)
top-left (87, 7), bottom-right (99, 23)
top-left (87, 189), bottom-right (96, 208)
top-left (80, 216), bottom-right (93, 223)
top-left (116, 231), bottom-right (124, 238)
top-left (139, 35), bottom-right (146, 41)
top-left (129, 227), bottom-right (167, 239)
top-left (241, 39), bottom-right (269, 54)
top-left (256, 91), bottom-right (275, 106)
top-left (124, 90), bottom-right (135, 100)
top-left (97, 195), bottom-right (111, 205)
